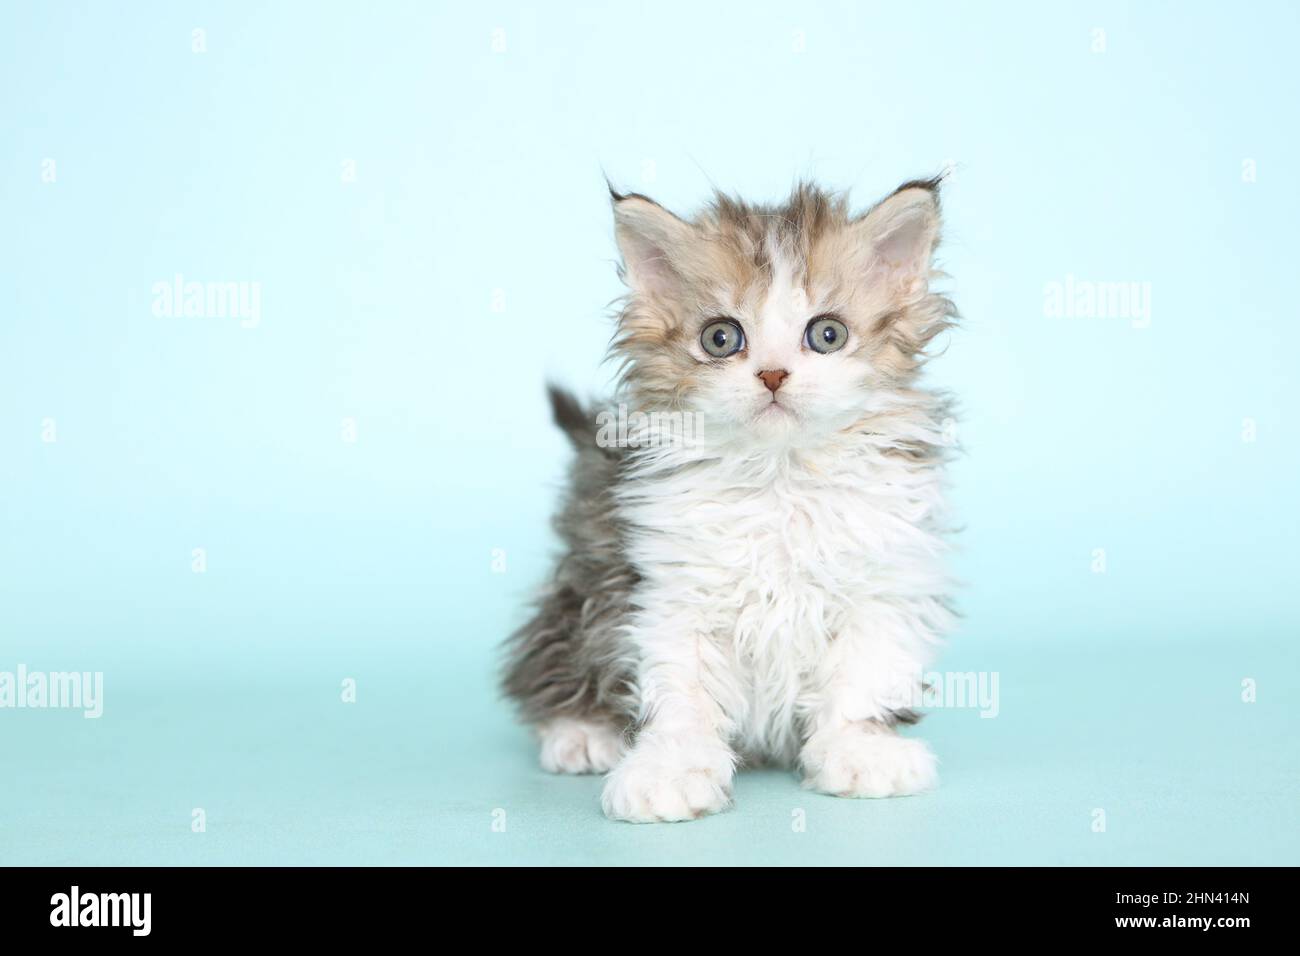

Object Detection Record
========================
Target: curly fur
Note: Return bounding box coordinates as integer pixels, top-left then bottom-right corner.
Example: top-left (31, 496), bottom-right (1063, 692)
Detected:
top-left (503, 177), bottom-right (959, 821)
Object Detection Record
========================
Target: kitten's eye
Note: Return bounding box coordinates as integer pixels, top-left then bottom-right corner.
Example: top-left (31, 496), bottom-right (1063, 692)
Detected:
top-left (805, 315), bottom-right (849, 354)
top-left (700, 319), bottom-right (745, 358)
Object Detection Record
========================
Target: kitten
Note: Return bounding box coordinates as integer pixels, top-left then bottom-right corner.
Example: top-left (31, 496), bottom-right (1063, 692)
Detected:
top-left (503, 178), bottom-right (958, 822)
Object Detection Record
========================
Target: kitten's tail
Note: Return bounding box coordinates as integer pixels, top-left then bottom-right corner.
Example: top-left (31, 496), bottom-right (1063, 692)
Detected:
top-left (546, 383), bottom-right (597, 450)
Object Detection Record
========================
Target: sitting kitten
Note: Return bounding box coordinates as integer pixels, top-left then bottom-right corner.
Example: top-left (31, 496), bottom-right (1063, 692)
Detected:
top-left (503, 178), bottom-right (957, 822)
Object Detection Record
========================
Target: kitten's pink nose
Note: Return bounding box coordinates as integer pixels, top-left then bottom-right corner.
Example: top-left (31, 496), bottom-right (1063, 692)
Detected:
top-left (757, 369), bottom-right (789, 393)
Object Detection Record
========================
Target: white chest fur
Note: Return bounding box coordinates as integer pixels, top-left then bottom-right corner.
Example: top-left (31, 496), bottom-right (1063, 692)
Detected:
top-left (617, 432), bottom-right (949, 759)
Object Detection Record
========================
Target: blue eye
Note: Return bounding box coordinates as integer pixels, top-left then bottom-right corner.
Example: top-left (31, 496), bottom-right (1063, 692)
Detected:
top-left (701, 319), bottom-right (745, 358)
top-left (805, 315), bottom-right (848, 354)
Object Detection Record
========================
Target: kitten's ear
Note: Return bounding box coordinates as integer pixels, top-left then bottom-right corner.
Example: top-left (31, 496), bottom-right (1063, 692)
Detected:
top-left (611, 189), bottom-right (694, 298)
top-left (853, 181), bottom-right (941, 293)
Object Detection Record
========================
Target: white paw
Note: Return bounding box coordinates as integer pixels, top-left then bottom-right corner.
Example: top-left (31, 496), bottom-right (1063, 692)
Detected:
top-left (800, 725), bottom-right (938, 798)
top-left (538, 718), bottom-right (625, 774)
top-left (601, 735), bottom-right (735, 823)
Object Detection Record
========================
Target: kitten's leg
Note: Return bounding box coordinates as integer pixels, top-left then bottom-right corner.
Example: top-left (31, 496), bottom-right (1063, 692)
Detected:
top-left (502, 565), bottom-right (636, 776)
top-left (601, 622), bottom-right (737, 823)
top-left (799, 606), bottom-right (939, 798)
top-left (537, 716), bottom-right (625, 774)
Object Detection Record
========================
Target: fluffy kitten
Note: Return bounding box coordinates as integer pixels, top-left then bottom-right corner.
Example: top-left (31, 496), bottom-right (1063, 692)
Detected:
top-left (503, 178), bottom-right (958, 822)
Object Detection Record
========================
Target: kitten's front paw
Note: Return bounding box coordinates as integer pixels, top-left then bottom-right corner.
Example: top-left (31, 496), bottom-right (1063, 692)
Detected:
top-left (800, 725), bottom-right (937, 798)
top-left (538, 718), bottom-right (625, 774)
top-left (601, 735), bottom-right (735, 823)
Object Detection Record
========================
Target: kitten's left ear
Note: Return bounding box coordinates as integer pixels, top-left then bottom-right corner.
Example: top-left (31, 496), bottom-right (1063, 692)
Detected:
top-left (853, 180), bottom-right (941, 293)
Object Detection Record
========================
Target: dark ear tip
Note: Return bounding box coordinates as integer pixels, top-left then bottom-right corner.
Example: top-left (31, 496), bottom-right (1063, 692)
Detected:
top-left (891, 173), bottom-right (946, 199)
top-left (607, 181), bottom-right (661, 208)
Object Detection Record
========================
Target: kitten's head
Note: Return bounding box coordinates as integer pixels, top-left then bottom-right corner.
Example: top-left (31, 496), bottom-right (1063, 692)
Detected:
top-left (610, 179), bottom-right (953, 447)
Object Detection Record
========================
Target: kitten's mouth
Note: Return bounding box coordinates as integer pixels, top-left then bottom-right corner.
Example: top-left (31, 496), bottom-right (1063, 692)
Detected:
top-left (755, 398), bottom-right (793, 420)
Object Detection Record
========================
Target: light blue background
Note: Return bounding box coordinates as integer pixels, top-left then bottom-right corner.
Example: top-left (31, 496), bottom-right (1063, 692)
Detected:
top-left (2, 1), bottom-right (1297, 865)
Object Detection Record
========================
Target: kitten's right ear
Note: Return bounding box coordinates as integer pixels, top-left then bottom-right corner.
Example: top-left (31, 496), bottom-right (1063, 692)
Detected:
top-left (610, 188), bottom-right (693, 298)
